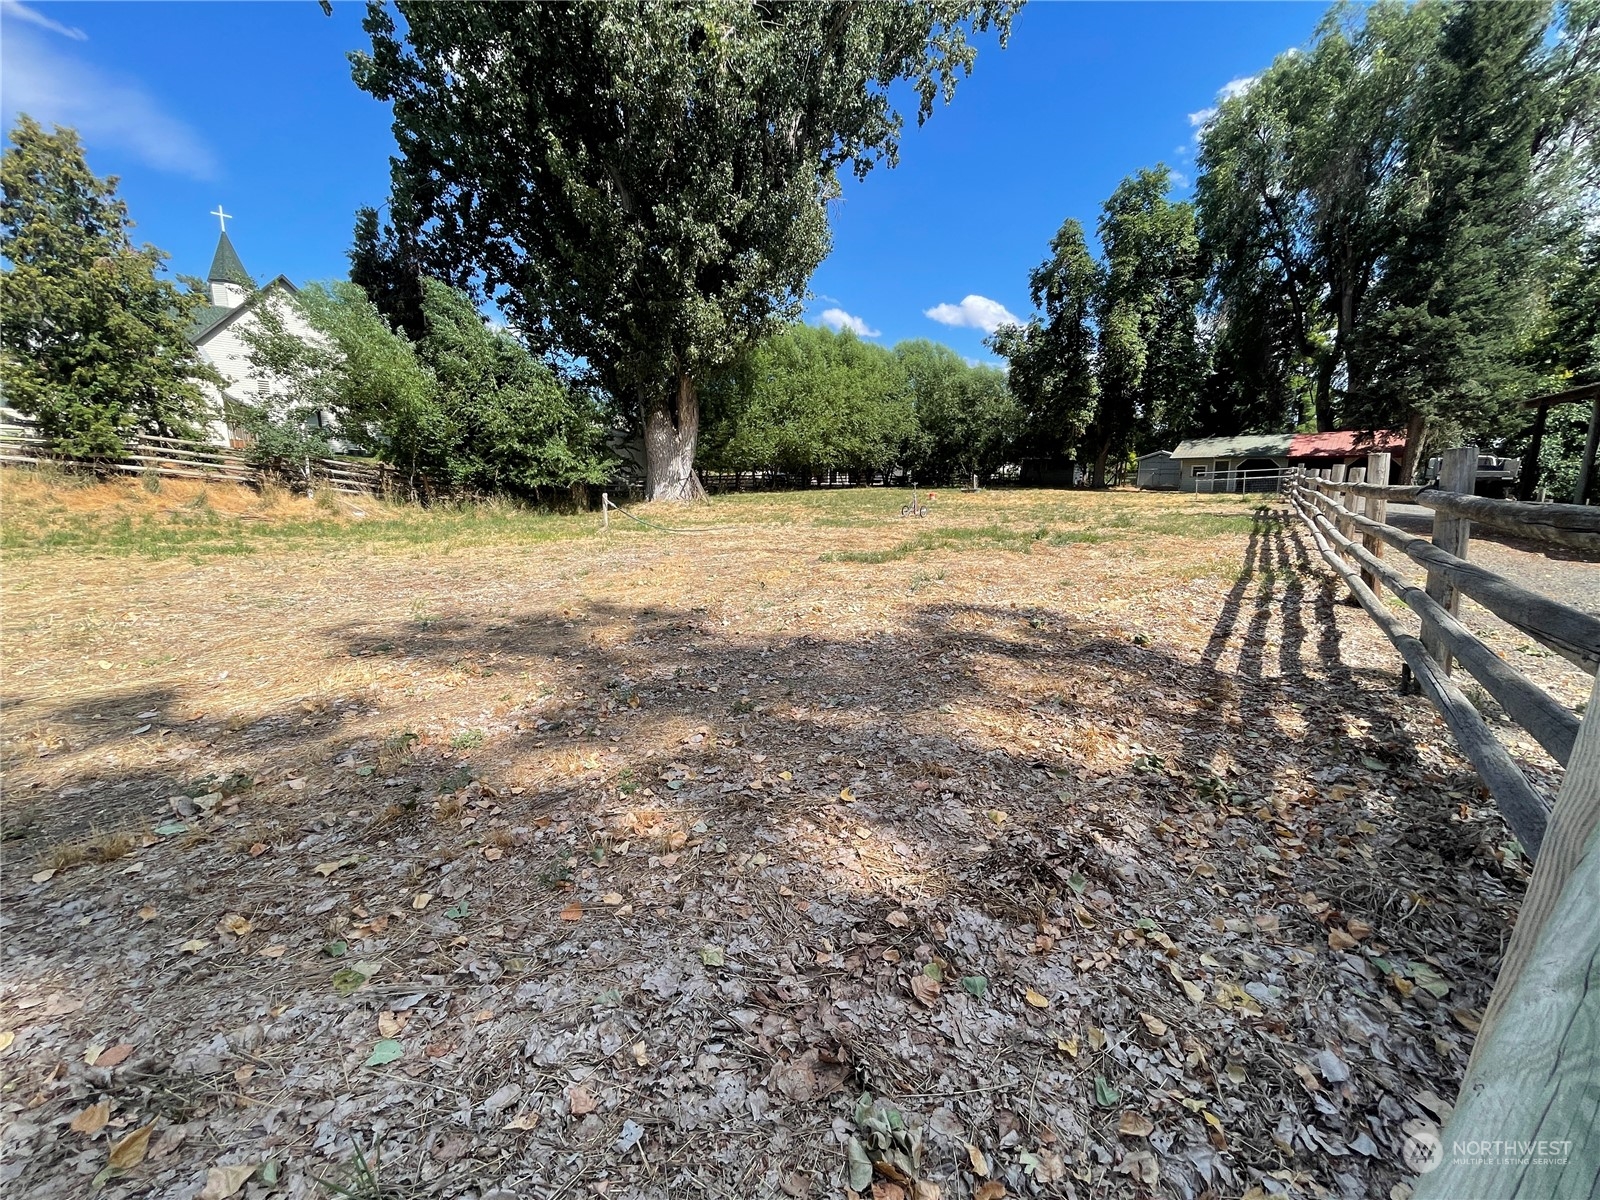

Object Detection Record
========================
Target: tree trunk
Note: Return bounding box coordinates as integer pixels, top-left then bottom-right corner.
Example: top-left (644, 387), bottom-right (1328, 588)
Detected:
top-left (1092, 441), bottom-right (1111, 489)
top-left (642, 373), bottom-right (707, 502)
top-left (1399, 410), bottom-right (1428, 485)
top-left (1313, 353), bottom-right (1337, 432)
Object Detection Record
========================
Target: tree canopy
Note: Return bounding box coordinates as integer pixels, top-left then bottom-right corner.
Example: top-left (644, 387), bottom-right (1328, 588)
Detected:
top-left (0, 115), bottom-right (220, 457)
top-left (352, 0), bottom-right (1015, 499)
top-left (700, 325), bottom-right (915, 479)
top-left (242, 278), bottom-right (608, 499)
top-left (1193, 0), bottom-right (1600, 476)
top-left (989, 167), bottom-right (1199, 483)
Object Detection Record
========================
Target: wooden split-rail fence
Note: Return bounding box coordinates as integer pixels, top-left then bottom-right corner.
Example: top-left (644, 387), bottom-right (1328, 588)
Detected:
top-left (1285, 449), bottom-right (1599, 1197)
top-left (0, 420), bottom-right (396, 496)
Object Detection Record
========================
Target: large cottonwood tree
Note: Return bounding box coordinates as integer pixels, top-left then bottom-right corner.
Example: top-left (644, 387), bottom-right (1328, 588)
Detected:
top-left (353, 0), bottom-right (1015, 500)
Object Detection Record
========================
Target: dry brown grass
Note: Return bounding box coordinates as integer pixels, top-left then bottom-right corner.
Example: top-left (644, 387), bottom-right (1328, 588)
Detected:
top-left (1, 465), bottom-right (378, 522)
top-left (40, 827), bottom-right (144, 872)
top-left (0, 473), bottom-right (1549, 1199)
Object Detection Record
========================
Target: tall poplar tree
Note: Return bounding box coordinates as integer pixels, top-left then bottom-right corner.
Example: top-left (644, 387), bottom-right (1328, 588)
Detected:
top-left (1090, 166), bottom-right (1203, 484)
top-left (987, 218), bottom-right (1099, 476)
top-left (352, 1), bottom-right (1015, 500)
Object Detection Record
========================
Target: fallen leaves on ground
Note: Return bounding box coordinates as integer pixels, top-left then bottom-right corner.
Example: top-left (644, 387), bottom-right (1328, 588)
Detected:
top-left (198, 1163), bottom-right (257, 1200)
top-left (0, 492), bottom-right (1552, 1199)
top-left (107, 1123), bottom-right (153, 1169)
top-left (69, 1100), bottom-right (111, 1135)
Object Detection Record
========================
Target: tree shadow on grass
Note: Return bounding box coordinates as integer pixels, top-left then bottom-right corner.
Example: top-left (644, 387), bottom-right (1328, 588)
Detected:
top-left (0, 511), bottom-right (1531, 1200)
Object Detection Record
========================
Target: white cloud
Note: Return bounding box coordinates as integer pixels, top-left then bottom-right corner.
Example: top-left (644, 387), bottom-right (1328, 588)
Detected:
top-left (1188, 74), bottom-right (1260, 132)
top-left (1170, 170), bottom-right (1191, 189)
top-left (923, 294), bottom-right (1020, 334)
top-left (0, 16), bottom-right (218, 180)
top-left (1218, 75), bottom-right (1257, 103)
top-left (818, 307), bottom-right (880, 338)
top-left (1, 0), bottom-right (85, 40)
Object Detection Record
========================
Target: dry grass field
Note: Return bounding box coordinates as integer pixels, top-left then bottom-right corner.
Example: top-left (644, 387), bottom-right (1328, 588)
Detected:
top-left (0, 471), bottom-right (1559, 1200)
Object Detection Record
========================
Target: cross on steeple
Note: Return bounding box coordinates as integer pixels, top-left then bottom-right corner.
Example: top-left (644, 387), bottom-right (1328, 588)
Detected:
top-left (210, 205), bottom-right (232, 232)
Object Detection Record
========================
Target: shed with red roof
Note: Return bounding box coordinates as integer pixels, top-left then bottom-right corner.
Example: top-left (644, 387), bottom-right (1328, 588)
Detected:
top-left (1288, 429), bottom-right (1406, 482)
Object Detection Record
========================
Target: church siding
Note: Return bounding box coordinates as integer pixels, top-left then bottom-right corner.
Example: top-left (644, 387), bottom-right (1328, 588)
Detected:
top-left (193, 287), bottom-right (319, 445)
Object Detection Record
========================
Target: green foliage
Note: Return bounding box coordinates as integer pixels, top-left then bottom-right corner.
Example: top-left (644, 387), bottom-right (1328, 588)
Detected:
top-left (348, 203), bottom-right (426, 344)
top-left (0, 115), bottom-right (221, 456)
top-left (415, 280), bottom-right (609, 495)
top-left (700, 325), bottom-right (1020, 483)
top-left (353, 0), bottom-right (1016, 498)
top-left (238, 280), bottom-right (438, 487)
top-left (1351, 1), bottom-right (1546, 447)
top-left (701, 324), bottom-right (915, 477)
top-left (1193, 0), bottom-right (1598, 469)
top-left (989, 218), bottom-right (1099, 467)
top-left (990, 167), bottom-right (1199, 484)
top-left (1196, 3), bottom-right (1442, 435)
top-left (241, 279), bottom-right (607, 498)
top-left (896, 340), bottom-right (1022, 478)
top-left (1090, 165), bottom-right (1203, 482)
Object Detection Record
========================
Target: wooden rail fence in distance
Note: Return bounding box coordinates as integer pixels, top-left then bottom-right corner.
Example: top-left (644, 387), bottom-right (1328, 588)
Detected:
top-left (0, 421), bottom-right (395, 497)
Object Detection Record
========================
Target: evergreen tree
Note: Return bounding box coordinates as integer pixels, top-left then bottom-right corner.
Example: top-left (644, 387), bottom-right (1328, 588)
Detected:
top-left (1353, 0), bottom-right (1547, 476)
top-left (0, 116), bottom-right (220, 456)
top-left (348, 201), bottom-right (428, 345)
top-left (987, 218), bottom-right (1099, 476)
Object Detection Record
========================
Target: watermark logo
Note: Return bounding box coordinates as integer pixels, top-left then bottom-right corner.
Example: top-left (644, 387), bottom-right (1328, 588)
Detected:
top-left (1397, 1127), bottom-right (1573, 1175)
top-left (1402, 1129), bottom-right (1443, 1174)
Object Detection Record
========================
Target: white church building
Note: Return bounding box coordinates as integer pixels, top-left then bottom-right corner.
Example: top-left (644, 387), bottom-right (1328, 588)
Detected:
top-left (185, 218), bottom-right (315, 447)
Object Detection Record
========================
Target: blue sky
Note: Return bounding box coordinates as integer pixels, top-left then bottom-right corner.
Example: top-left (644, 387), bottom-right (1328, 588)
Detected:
top-left (2, 1), bottom-right (1327, 364)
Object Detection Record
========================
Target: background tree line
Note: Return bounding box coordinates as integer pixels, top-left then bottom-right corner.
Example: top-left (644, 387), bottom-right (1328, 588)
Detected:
top-left (991, 0), bottom-right (1599, 492)
top-left (698, 327), bottom-right (1017, 485)
top-left (8, 0), bottom-right (1598, 500)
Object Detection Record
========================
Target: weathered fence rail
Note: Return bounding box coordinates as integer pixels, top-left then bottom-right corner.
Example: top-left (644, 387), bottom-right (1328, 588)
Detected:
top-left (1289, 449), bottom-right (1599, 1195)
top-left (1287, 448), bottom-right (1598, 859)
top-left (0, 421), bottom-right (395, 496)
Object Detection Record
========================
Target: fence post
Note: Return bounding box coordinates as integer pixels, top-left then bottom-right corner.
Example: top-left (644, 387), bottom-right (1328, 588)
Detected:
top-left (1423, 446), bottom-right (1477, 673)
top-left (1327, 461), bottom-right (1345, 493)
top-left (1347, 467), bottom-right (1368, 569)
top-left (1329, 464), bottom-right (1350, 546)
top-left (1361, 451), bottom-right (1390, 598)
top-left (1416, 674), bottom-right (1600, 1200)
top-left (601, 492), bottom-right (610, 531)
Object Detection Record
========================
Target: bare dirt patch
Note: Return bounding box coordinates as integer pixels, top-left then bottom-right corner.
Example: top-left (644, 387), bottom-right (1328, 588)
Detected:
top-left (0, 481), bottom-right (1540, 1199)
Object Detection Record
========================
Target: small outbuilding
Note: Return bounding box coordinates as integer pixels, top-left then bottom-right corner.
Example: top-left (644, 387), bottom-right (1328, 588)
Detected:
top-left (1135, 450), bottom-right (1181, 490)
top-left (1169, 434), bottom-right (1293, 493)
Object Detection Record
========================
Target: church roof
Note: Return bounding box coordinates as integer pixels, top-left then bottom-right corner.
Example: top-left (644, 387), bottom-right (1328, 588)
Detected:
top-left (207, 232), bottom-right (255, 288)
top-left (186, 274), bottom-right (298, 345)
top-left (186, 304), bottom-right (234, 341)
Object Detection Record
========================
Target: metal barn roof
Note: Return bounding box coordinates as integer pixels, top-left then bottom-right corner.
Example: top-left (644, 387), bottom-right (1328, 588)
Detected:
top-left (1169, 434), bottom-right (1293, 459)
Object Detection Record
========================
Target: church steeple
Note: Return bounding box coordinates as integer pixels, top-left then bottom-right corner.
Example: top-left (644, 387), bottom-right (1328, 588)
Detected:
top-left (207, 230), bottom-right (255, 309)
